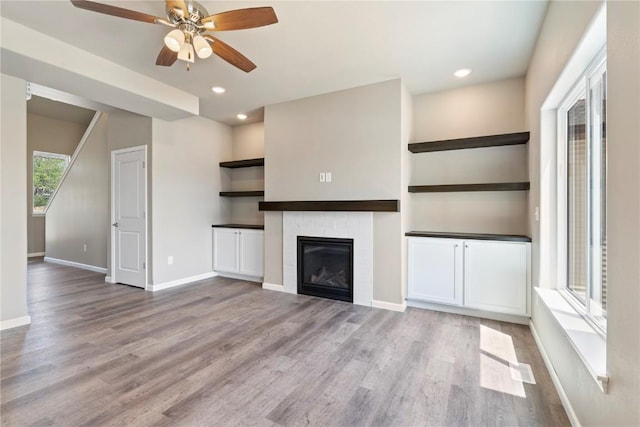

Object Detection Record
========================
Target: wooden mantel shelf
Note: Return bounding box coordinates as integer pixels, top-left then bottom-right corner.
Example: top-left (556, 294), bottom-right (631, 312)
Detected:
top-left (259, 200), bottom-right (400, 212)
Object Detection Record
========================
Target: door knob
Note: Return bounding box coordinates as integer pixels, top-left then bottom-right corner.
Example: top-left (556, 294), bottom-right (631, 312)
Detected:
top-left (112, 222), bottom-right (119, 227)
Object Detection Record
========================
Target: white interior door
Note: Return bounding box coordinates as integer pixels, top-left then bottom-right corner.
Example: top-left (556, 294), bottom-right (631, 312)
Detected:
top-left (112, 147), bottom-right (146, 288)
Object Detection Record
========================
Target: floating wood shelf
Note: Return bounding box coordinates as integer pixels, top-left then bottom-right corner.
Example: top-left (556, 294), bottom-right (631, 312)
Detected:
top-left (406, 231), bottom-right (531, 242)
top-left (219, 191), bottom-right (264, 197)
top-left (408, 132), bottom-right (529, 153)
top-left (212, 224), bottom-right (264, 230)
top-left (259, 200), bottom-right (400, 212)
top-left (219, 158), bottom-right (265, 168)
top-left (408, 182), bottom-right (530, 193)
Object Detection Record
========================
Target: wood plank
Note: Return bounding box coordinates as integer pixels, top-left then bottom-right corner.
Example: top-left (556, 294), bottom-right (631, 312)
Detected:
top-left (0, 259), bottom-right (570, 426)
top-left (408, 182), bottom-right (530, 193)
top-left (219, 190), bottom-right (264, 197)
top-left (219, 158), bottom-right (265, 168)
top-left (409, 132), bottom-right (530, 153)
top-left (258, 199), bottom-right (400, 212)
top-left (405, 231), bottom-right (532, 242)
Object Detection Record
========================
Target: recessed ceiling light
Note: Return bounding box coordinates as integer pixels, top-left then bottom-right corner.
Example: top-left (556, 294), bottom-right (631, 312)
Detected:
top-left (237, 113), bottom-right (248, 120)
top-left (454, 68), bottom-right (472, 78)
top-left (211, 86), bottom-right (226, 94)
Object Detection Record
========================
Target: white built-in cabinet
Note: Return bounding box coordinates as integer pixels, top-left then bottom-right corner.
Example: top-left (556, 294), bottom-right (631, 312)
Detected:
top-left (407, 236), bottom-right (530, 317)
top-left (213, 227), bottom-right (264, 279)
top-left (407, 238), bottom-right (463, 306)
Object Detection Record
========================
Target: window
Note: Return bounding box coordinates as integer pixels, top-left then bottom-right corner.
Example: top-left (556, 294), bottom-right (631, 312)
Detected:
top-left (558, 50), bottom-right (607, 333)
top-left (33, 151), bottom-right (70, 214)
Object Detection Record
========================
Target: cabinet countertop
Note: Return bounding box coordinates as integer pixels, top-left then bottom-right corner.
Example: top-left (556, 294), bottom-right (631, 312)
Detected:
top-left (405, 231), bottom-right (531, 242)
top-left (212, 224), bottom-right (264, 230)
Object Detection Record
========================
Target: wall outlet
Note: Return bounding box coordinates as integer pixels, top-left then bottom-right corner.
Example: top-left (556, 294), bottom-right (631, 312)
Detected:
top-left (325, 172), bottom-right (332, 182)
top-left (83, 244), bottom-right (87, 252)
top-left (319, 172), bottom-right (325, 183)
top-left (168, 255), bottom-right (174, 265)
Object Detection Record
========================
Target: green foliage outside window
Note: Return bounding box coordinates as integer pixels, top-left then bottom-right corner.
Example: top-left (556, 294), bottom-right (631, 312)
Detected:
top-left (33, 153), bottom-right (68, 213)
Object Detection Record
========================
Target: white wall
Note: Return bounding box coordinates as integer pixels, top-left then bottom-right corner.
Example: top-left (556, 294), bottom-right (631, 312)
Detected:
top-left (263, 79), bottom-right (404, 304)
top-left (410, 78), bottom-right (528, 235)
top-left (527, 1), bottom-right (640, 425)
top-left (151, 116), bottom-right (232, 285)
top-left (229, 122), bottom-right (265, 226)
top-left (1, 73), bottom-right (29, 325)
top-left (46, 114), bottom-right (109, 269)
top-left (232, 122), bottom-right (265, 160)
top-left (27, 113), bottom-right (85, 255)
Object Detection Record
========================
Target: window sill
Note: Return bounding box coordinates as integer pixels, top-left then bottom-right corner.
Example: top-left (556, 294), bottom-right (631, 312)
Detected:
top-left (534, 287), bottom-right (608, 393)
top-left (31, 213), bottom-right (45, 218)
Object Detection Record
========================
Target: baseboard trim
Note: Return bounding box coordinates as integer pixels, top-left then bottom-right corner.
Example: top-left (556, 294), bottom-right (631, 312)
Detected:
top-left (28, 252), bottom-right (45, 258)
top-left (262, 282), bottom-right (285, 292)
top-left (1, 315), bottom-right (32, 331)
top-left (149, 271), bottom-right (218, 291)
top-left (406, 299), bottom-right (530, 325)
top-left (105, 276), bottom-right (114, 283)
top-left (214, 271), bottom-right (263, 283)
top-left (372, 299), bottom-right (407, 312)
top-left (44, 257), bottom-right (107, 274)
top-left (530, 320), bottom-right (581, 427)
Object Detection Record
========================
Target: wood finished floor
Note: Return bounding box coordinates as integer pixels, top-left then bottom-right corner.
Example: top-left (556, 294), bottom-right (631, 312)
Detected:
top-left (1, 259), bottom-right (569, 426)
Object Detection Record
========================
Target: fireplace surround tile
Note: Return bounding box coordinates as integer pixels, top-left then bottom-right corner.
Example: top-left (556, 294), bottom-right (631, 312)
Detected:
top-left (283, 211), bottom-right (373, 306)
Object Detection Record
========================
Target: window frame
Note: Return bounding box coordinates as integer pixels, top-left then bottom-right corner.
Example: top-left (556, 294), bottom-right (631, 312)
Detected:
top-left (556, 48), bottom-right (607, 336)
top-left (32, 150), bottom-right (70, 215)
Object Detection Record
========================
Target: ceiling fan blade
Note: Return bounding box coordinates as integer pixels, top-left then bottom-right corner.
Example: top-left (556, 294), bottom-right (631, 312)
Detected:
top-left (156, 46), bottom-right (178, 66)
top-left (70, 0), bottom-right (162, 24)
top-left (165, 0), bottom-right (188, 18)
top-left (201, 7), bottom-right (278, 31)
top-left (204, 36), bottom-right (257, 73)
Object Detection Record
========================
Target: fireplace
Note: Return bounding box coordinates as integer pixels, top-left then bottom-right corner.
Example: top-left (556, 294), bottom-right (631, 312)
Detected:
top-left (297, 236), bottom-right (354, 303)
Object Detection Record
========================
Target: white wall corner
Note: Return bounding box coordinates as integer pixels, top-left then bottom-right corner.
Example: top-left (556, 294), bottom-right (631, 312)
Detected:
top-left (372, 299), bottom-right (407, 312)
top-left (529, 320), bottom-right (582, 427)
top-left (148, 271), bottom-right (218, 292)
top-left (0, 315), bottom-right (32, 331)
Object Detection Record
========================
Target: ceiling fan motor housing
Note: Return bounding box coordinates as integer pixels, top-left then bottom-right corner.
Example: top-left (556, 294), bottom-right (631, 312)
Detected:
top-left (167, 1), bottom-right (209, 29)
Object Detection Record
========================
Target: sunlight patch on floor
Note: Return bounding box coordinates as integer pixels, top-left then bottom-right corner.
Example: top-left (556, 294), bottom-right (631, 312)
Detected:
top-left (479, 325), bottom-right (527, 398)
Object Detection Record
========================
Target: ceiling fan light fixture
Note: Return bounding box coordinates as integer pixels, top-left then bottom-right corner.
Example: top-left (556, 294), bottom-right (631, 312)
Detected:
top-left (193, 34), bottom-right (213, 59)
top-left (178, 42), bottom-right (195, 63)
top-left (164, 29), bottom-right (185, 52)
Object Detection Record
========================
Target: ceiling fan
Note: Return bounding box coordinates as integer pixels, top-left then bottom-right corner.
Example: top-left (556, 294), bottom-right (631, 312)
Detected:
top-left (70, 0), bottom-right (278, 72)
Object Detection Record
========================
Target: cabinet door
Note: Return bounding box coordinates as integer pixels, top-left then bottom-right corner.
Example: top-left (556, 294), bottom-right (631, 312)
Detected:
top-left (213, 228), bottom-right (239, 273)
top-left (239, 229), bottom-right (264, 277)
top-left (407, 237), bottom-right (462, 306)
top-left (463, 240), bottom-right (528, 315)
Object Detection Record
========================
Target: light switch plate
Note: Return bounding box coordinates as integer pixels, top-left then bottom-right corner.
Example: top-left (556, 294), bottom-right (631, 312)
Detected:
top-left (326, 172), bottom-right (332, 182)
top-left (319, 172), bottom-right (325, 182)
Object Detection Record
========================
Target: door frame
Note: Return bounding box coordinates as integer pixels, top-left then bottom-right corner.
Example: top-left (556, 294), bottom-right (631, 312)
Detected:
top-left (109, 145), bottom-right (148, 289)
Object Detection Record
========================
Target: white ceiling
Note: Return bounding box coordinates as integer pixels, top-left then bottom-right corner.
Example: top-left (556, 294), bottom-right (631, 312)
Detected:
top-left (1, 1), bottom-right (548, 125)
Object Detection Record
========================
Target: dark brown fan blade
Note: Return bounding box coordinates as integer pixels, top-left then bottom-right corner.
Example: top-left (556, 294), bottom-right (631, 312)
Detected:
top-left (70, 0), bottom-right (162, 24)
top-left (165, 0), bottom-right (188, 18)
top-left (204, 35), bottom-right (256, 73)
top-left (156, 46), bottom-right (178, 66)
top-left (201, 7), bottom-right (278, 31)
